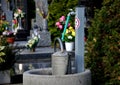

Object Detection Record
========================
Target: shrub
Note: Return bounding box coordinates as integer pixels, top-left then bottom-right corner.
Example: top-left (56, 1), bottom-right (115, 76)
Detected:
top-left (85, 0), bottom-right (120, 85)
top-left (0, 36), bottom-right (19, 71)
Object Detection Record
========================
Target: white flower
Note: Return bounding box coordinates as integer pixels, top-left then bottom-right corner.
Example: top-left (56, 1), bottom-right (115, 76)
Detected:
top-left (2, 31), bottom-right (7, 35)
top-left (14, 9), bottom-right (25, 19)
top-left (25, 36), bottom-right (39, 49)
top-left (34, 36), bottom-right (39, 42)
top-left (68, 35), bottom-right (73, 40)
top-left (14, 13), bottom-right (19, 19)
top-left (36, 8), bottom-right (40, 12)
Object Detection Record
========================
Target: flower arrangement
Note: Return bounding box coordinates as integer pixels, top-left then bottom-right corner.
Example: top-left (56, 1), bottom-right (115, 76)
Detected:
top-left (55, 15), bottom-right (71, 39)
top-left (2, 30), bottom-right (15, 44)
top-left (14, 8), bottom-right (25, 19)
top-left (55, 16), bottom-right (70, 31)
top-left (2, 30), bottom-right (15, 37)
top-left (64, 26), bottom-right (75, 42)
top-left (25, 36), bottom-right (39, 51)
top-left (12, 8), bottom-right (25, 32)
top-left (55, 15), bottom-right (75, 41)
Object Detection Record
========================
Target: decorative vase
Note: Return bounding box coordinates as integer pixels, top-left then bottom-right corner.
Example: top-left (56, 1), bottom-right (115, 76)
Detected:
top-left (0, 70), bottom-right (10, 84)
top-left (65, 42), bottom-right (74, 51)
top-left (17, 18), bottom-right (23, 30)
top-left (30, 48), bottom-right (35, 52)
top-left (6, 37), bottom-right (15, 44)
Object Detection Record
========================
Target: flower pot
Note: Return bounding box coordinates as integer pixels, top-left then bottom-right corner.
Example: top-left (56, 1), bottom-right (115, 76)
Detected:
top-left (6, 37), bottom-right (15, 44)
top-left (65, 42), bottom-right (74, 51)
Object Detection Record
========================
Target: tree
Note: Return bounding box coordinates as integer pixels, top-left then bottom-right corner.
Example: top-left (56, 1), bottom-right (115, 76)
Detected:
top-left (85, 0), bottom-right (120, 85)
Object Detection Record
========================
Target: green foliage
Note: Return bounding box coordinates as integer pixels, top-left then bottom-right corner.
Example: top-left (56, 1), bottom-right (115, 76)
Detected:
top-left (0, 45), bottom-right (16, 71)
top-left (0, 20), bottom-right (9, 33)
top-left (85, 0), bottom-right (120, 85)
top-left (0, 46), bottom-right (5, 63)
top-left (0, 36), bottom-right (18, 71)
top-left (48, 0), bottom-right (78, 41)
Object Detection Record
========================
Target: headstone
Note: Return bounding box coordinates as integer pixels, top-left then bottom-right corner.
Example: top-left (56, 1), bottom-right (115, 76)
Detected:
top-left (1, 0), bottom-right (28, 41)
top-left (34, 0), bottom-right (51, 46)
top-left (1, 0), bottom-right (12, 28)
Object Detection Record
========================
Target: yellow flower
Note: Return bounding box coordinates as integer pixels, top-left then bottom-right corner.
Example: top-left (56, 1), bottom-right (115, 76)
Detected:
top-left (68, 26), bottom-right (75, 36)
top-left (93, 37), bottom-right (96, 42)
top-left (72, 31), bottom-right (75, 36)
top-left (66, 29), bottom-right (69, 34)
top-left (68, 26), bottom-right (73, 30)
top-left (64, 26), bottom-right (75, 42)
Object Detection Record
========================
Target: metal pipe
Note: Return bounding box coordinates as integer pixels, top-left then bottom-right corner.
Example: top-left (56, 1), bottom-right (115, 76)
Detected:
top-left (54, 37), bottom-right (64, 52)
top-left (61, 11), bottom-right (75, 41)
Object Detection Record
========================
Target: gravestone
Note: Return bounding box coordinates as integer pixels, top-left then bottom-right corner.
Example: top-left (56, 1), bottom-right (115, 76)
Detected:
top-left (1, 0), bottom-right (28, 41)
top-left (33, 0), bottom-right (51, 46)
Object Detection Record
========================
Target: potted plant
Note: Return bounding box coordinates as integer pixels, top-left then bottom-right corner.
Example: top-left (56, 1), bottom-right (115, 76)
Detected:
top-left (64, 26), bottom-right (75, 51)
top-left (0, 36), bottom-right (19, 84)
top-left (14, 8), bottom-right (24, 18)
top-left (55, 15), bottom-right (74, 49)
top-left (2, 30), bottom-right (15, 44)
top-left (13, 8), bottom-right (25, 30)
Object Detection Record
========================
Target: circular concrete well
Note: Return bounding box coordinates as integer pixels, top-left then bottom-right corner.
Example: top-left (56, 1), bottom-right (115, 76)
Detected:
top-left (23, 68), bottom-right (91, 85)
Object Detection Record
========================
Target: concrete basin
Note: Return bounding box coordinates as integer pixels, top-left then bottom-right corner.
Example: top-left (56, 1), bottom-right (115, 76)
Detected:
top-left (23, 68), bottom-right (91, 85)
